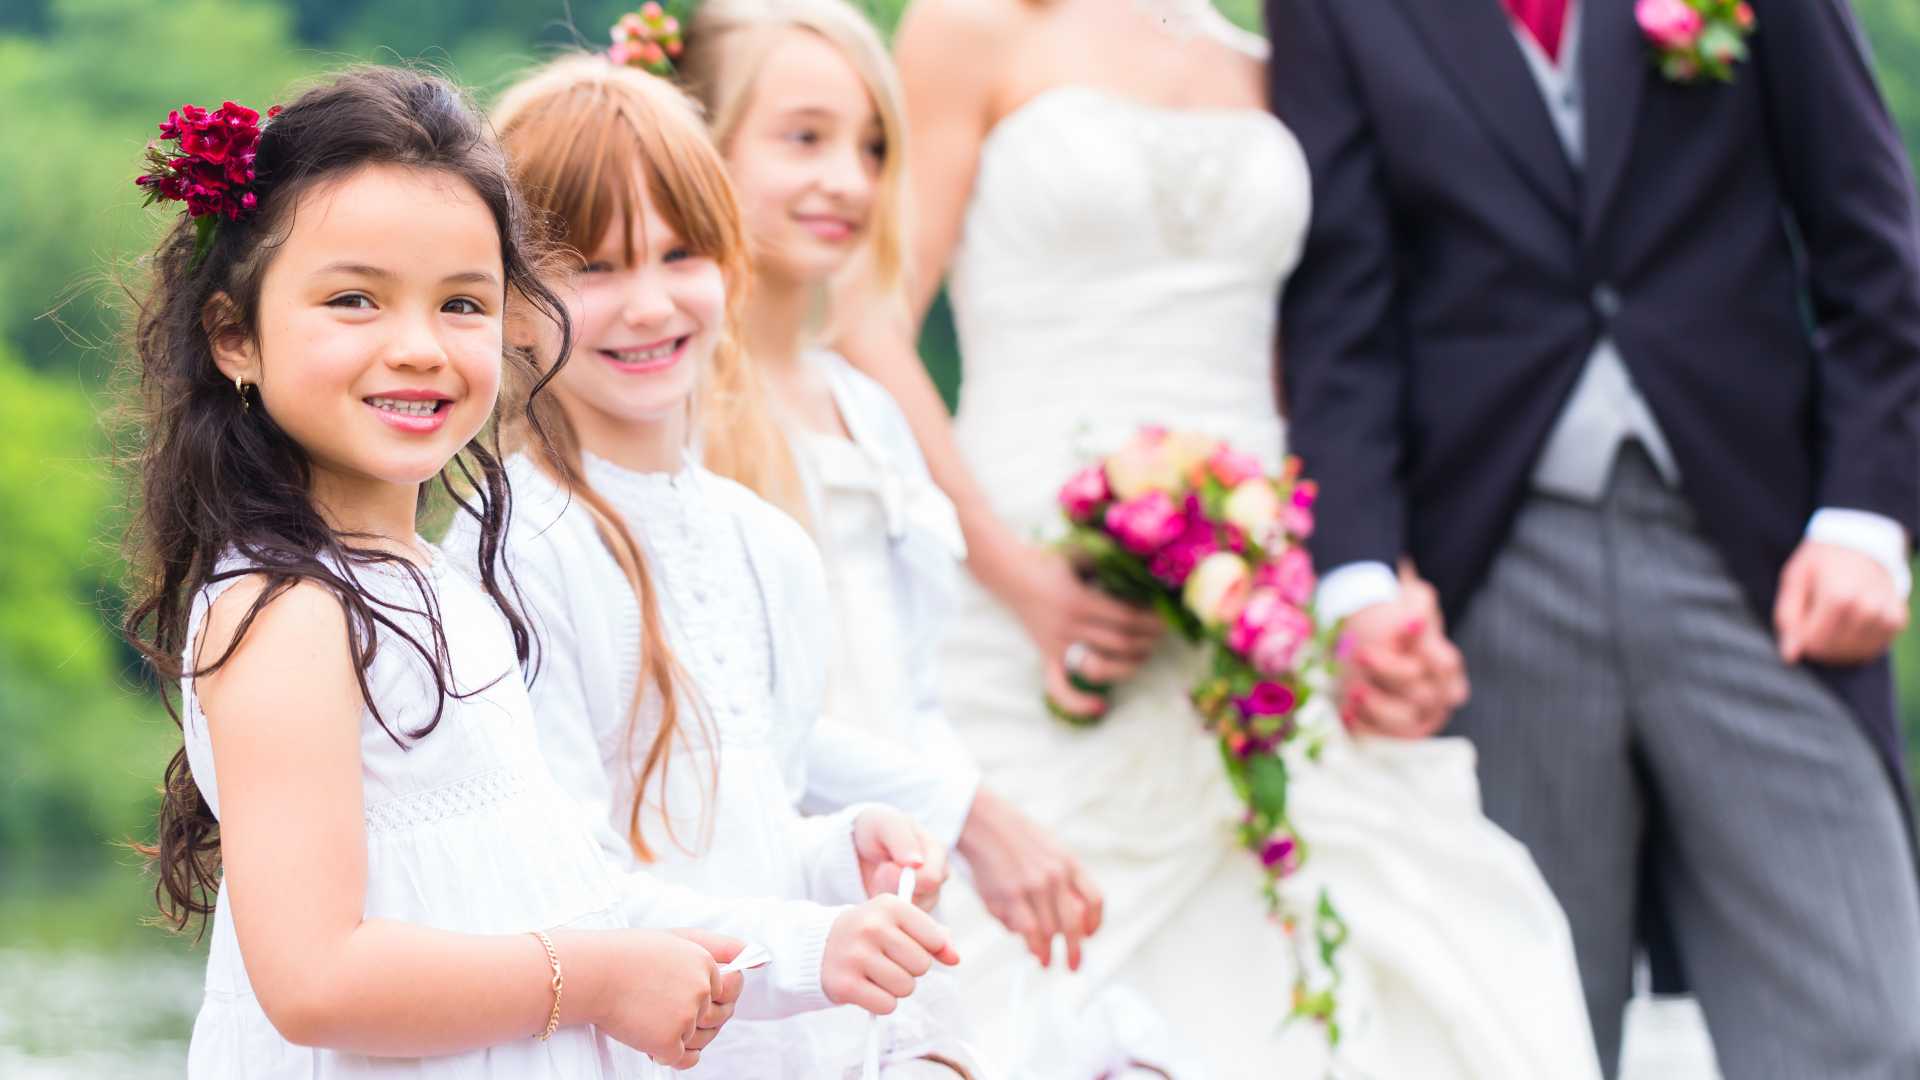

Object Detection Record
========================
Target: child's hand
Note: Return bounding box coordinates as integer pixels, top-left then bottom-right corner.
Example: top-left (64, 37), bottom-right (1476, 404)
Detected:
top-left (821, 895), bottom-right (960, 1015)
top-left (854, 807), bottom-right (948, 911)
top-left (591, 928), bottom-right (743, 1068)
top-left (669, 929), bottom-right (747, 1056)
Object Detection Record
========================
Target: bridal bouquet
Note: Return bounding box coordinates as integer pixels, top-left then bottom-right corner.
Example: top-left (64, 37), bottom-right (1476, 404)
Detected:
top-left (1054, 427), bottom-right (1351, 1043)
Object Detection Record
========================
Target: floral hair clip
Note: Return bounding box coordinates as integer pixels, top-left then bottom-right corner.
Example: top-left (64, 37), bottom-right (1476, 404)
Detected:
top-left (609, 3), bottom-right (685, 77)
top-left (135, 100), bottom-right (281, 268)
top-left (1636, 0), bottom-right (1756, 84)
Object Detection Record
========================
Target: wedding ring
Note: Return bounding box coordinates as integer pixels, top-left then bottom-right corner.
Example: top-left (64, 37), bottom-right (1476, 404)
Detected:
top-left (1064, 640), bottom-right (1091, 675)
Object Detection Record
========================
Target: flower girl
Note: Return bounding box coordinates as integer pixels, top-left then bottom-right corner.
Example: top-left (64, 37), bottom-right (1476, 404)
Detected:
top-left (675, 0), bottom-right (1108, 990)
top-left (448, 56), bottom-right (967, 1077)
top-left (123, 67), bottom-right (744, 1077)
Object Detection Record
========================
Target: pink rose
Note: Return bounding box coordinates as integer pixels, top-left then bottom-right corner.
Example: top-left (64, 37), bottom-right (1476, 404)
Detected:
top-left (1260, 836), bottom-right (1300, 874)
top-left (1104, 491), bottom-right (1186, 555)
top-left (1257, 545), bottom-right (1317, 607)
top-left (1734, 2), bottom-right (1755, 30)
top-left (1207, 446), bottom-right (1265, 488)
top-left (1282, 505), bottom-right (1314, 541)
top-left (1236, 680), bottom-right (1298, 717)
top-left (1058, 464), bottom-right (1111, 523)
top-left (1636, 0), bottom-right (1705, 51)
top-left (1249, 603), bottom-right (1315, 676)
top-left (1280, 481), bottom-right (1318, 540)
top-left (1148, 514), bottom-right (1219, 586)
top-left (1228, 587), bottom-right (1282, 655)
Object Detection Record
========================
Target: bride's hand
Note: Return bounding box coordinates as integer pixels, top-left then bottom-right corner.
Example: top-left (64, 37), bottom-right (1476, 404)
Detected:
top-left (996, 549), bottom-right (1163, 717)
top-left (957, 788), bottom-right (1104, 970)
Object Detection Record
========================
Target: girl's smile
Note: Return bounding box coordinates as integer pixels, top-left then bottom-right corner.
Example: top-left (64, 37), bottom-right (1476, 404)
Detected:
top-left (598, 335), bottom-right (691, 375)
top-left (364, 387), bottom-right (457, 432)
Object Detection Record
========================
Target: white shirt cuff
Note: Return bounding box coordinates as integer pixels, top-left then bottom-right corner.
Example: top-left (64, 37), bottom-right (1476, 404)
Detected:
top-left (1806, 508), bottom-right (1912, 601)
top-left (1314, 561), bottom-right (1401, 624)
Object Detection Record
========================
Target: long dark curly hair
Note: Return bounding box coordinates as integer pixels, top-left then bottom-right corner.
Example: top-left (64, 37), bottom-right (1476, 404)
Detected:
top-left (121, 66), bottom-right (571, 933)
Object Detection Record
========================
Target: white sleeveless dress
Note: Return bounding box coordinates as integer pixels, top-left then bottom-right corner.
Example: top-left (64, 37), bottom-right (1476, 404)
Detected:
top-left (180, 549), bottom-right (653, 1079)
top-left (935, 85), bottom-right (1603, 1079)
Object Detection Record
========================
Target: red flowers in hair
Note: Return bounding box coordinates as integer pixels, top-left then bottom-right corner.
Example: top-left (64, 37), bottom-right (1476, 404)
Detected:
top-left (136, 101), bottom-right (279, 222)
top-left (136, 99), bottom-right (279, 268)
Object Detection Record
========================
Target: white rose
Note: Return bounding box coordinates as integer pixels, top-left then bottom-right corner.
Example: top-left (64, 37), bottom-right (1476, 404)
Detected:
top-left (1222, 479), bottom-right (1282, 540)
top-left (1183, 551), bottom-right (1253, 626)
top-left (1106, 435), bottom-right (1183, 500)
top-left (1164, 431), bottom-right (1220, 477)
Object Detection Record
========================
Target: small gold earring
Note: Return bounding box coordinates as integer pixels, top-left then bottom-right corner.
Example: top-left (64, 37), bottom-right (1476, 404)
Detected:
top-left (235, 375), bottom-right (251, 411)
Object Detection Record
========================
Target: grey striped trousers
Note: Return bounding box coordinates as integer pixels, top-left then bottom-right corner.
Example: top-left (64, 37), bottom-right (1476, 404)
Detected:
top-left (1451, 445), bottom-right (1920, 1079)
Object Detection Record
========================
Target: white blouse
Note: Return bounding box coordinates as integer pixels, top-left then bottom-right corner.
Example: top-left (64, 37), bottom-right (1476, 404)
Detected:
top-left (446, 456), bottom-right (861, 1016)
top-left (450, 455), bottom-right (971, 1077)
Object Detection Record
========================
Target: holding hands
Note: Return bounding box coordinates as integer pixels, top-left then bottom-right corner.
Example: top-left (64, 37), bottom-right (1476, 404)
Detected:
top-left (1339, 565), bottom-right (1471, 739)
top-left (1776, 540), bottom-right (1909, 665)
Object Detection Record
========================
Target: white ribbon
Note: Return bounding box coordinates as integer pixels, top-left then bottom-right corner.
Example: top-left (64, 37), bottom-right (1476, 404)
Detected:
top-left (861, 867), bottom-right (918, 1080)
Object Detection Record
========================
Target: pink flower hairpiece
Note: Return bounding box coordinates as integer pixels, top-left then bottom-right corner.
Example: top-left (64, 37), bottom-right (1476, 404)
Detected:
top-left (609, 3), bottom-right (685, 77)
top-left (135, 100), bottom-right (280, 268)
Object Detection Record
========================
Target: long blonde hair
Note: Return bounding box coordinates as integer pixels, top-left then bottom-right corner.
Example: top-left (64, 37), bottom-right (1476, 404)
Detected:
top-left (491, 56), bottom-right (802, 858)
top-left (679, 0), bottom-right (913, 329)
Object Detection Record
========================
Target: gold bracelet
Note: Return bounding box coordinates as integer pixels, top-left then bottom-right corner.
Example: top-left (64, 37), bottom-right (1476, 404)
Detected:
top-left (531, 929), bottom-right (563, 1041)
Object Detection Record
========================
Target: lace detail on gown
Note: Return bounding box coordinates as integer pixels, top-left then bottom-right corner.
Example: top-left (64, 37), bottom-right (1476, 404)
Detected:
top-left (363, 766), bottom-right (528, 835)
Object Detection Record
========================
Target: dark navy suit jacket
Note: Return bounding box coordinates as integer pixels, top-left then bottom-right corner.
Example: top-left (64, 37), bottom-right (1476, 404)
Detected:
top-left (1268, 0), bottom-right (1920, 790)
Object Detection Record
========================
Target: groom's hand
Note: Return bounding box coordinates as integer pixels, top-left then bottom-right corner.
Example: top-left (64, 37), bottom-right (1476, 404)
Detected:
top-left (1341, 573), bottom-right (1470, 738)
top-left (1775, 541), bottom-right (1909, 665)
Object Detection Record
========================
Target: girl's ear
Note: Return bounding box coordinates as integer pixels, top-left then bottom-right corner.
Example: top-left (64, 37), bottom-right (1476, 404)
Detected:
top-left (505, 285), bottom-right (565, 366)
top-left (203, 292), bottom-right (260, 385)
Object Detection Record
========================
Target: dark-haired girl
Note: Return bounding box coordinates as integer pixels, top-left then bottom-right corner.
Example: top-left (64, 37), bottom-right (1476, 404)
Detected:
top-left (122, 66), bottom-right (745, 1077)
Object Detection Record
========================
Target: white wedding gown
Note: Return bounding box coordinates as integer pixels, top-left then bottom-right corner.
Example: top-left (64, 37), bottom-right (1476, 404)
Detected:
top-left (935, 85), bottom-right (1603, 1080)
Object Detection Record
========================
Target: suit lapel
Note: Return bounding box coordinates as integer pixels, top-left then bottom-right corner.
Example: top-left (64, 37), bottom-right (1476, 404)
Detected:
top-left (1394, 0), bottom-right (1578, 222)
top-left (1580, 0), bottom-right (1649, 245)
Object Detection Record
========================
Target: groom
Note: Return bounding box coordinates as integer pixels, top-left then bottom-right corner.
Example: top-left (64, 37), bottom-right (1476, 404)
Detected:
top-left (1269, 0), bottom-right (1920, 1075)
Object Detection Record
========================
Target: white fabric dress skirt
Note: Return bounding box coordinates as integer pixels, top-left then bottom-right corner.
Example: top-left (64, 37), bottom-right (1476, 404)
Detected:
top-left (179, 549), bottom-right (653, 1079)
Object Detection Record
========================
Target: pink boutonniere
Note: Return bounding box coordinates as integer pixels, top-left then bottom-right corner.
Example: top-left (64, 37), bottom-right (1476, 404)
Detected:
top-left (1636, 0), bottom-right (1756, 84)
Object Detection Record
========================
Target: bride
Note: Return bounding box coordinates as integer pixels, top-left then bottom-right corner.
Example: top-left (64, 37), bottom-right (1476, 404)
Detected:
top-left (835, 1), bottom-right (1604, 1077)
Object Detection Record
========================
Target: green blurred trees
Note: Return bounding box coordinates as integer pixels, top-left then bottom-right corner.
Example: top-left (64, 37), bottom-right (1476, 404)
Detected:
top-left (0, 342), bottom-right (175, 866)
